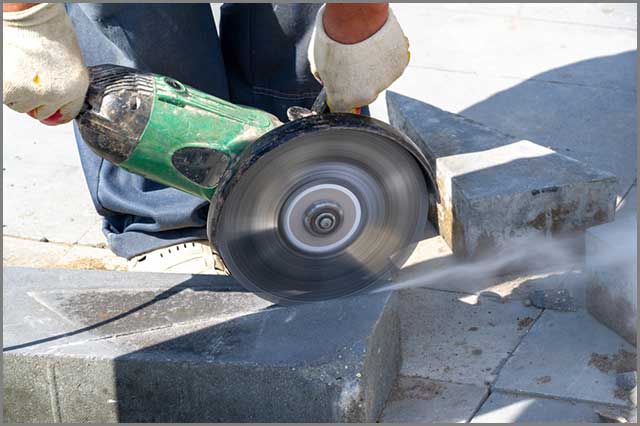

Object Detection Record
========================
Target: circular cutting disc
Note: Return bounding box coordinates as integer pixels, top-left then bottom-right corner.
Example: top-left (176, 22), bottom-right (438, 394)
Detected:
top-left (215, 122), bottom-right (428, 304)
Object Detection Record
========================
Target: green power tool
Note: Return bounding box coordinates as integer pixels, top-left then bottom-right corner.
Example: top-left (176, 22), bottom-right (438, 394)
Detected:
top-left (76, 64), bottom-right (435, 304)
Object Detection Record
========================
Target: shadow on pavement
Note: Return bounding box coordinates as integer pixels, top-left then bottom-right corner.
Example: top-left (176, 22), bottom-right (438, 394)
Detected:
top-left (460, 50), bottom-right (637, 195)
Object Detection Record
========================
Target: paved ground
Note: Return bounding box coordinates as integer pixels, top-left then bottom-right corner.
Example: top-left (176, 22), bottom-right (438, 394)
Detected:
top-left (3, 3), bottom-right (637, 423)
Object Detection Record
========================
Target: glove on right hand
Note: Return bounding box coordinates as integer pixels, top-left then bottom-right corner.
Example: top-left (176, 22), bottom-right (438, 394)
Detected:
top-left (3, 3), bottom-right (89, 125)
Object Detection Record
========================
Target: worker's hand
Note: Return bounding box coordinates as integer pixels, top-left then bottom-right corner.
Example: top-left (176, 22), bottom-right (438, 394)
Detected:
top-left (308, 4), bottom-right (409, 113)
top-left (3, 3), bottom-right (89, 126)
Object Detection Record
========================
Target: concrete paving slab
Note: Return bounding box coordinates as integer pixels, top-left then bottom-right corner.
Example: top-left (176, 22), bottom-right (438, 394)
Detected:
top-left (397, 287), bottom-right (541, 386)
top-left (471, 391), bottom-right (611, 423)
top-left (3, 267), bottom-right (400, 422)
top-left (518, 3), bottom-right (637, 30)
top-left (2, 236), bottom-right (126, 271)
top-left (494, 309), bottom-right (636, 407)
top-left (411, 3), bottom-right (637, 30)
top-left (57, 244), bottom-right (127, 271)
top-left (76, 217), bottom-right (108, 247)
top-left (391, 5), bottom-right (637, 87)
top-left (586, 214), bottom-right (638, 345)
top-left (3, 109), bottom-right (99, 244)
top-left (388, 91), bottom-right (617, 257)
top-left (380, 376), bottom-right (488, 423)
top-left (2, 236), bottom-right (71, 269)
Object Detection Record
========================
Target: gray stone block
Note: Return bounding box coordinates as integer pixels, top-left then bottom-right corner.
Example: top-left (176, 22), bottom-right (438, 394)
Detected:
top-left (387, 91), bottom-right (617, 257)
top-left (617, 372), bottom-right (637, 391)
top-left (3, 267), bottom-right (400, 422)
top-left (586, 214), bottom-right (638, 345)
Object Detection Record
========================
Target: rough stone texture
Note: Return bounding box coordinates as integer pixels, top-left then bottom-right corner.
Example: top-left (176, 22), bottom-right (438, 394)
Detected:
top-left (397, 287), bottom-right (540, 386)
top-left (471, 391), bottom-right (611, 423)
top-left (617, 372), bottom-right (637, 391)
top-left (380, 376), bottom-right (488, 422)
top-left (586, 214), bottom-right (638, 345)
top-left (494, 309), bottom-right (636, 407)
top-left (528, 289), bottom-right (577, 312)
top-left (387, 91), bottom-right (618, 258)
top-left (3, 267), bottom-right (400, 423)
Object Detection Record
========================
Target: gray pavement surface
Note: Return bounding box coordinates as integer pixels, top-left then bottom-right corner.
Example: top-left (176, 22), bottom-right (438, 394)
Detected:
top-left (471, 392), bottom-right (610, 423)
top-left (380, 376), bottom-right (488, 423)
top-left (3, 3), bottom-right (637, 424)
top-left (494, 309), bottom-right (636, 407)
top-left (398, 288), bottom-right (541, 386)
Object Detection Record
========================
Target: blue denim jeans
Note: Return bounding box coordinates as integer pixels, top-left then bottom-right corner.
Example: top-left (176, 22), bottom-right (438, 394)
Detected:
top-left (66, 4), bottom-right (325, 258)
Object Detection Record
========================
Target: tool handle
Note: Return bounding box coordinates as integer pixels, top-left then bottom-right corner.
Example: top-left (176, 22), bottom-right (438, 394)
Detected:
top-left (310, 87), bottom-right (362, 115)
top-left (311, 87), bottom-right (328, 114)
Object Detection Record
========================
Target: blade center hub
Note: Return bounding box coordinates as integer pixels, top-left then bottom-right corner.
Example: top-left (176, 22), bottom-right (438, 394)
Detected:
top-left (305, 201), bottom-right (342, 235)
top-left (281, 183), bottom-right (363, 254)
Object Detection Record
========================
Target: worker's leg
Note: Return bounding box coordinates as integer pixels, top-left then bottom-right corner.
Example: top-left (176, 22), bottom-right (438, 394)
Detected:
top-left (219, 4), bottom-right (322, 121)
top-left (66, 4), bottom-right (227, 259)
top-left (219, 3), bottom-right (368, 122)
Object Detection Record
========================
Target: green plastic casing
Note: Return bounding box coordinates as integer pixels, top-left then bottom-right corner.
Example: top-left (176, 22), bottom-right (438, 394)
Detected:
top-left (118, 75), bottom-right (281, 200)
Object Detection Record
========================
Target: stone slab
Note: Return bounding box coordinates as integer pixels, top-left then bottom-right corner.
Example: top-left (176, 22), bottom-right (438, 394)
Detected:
top-left (397, 287), bottom-right (541, 386)
top-left (387, 91), bottom-right (618, 257)
top-left (380, 376), bottom-right (488, 423)
top-left (471, 391), bottom-right (612, 423)
top-left (586, 214), bottom-right (638, 345)
top-left (3, 267), bottom-right (400, 422)
top-left (494, 309), bottom-right (636, 407)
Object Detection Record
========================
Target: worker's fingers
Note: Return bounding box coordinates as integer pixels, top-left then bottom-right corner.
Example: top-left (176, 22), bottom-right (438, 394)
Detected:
top-left (2, 84), bottom-right (40, 114)
top-left (3, 3), bottom-right (89, 125)
top-left (308, 6), bottom-right (410, 113)
top-left (28, 103), bottom-right (59, 121)
top-left (47, 97), bottom-right (85, 125)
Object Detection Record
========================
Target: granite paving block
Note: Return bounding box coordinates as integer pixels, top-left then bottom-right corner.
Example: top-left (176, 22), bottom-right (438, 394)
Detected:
top-left (380, 376), bottom-right (488, 423)
top-left (471, 391), bottom-right (611, 423)
top-left (387, 91), bottom-right (618, 257)
top-left (3, 267), bottom-right (400, 423)
top-left (586, 214), bottom-right (637, 345)
top-left (494, 309), bottom-right (636, 407)
top-left (397, 287), bottom-right (540, 386)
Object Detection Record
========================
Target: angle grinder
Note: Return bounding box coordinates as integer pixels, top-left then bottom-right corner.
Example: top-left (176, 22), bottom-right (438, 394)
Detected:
top-left (75, 64), bottom-right (435, 304)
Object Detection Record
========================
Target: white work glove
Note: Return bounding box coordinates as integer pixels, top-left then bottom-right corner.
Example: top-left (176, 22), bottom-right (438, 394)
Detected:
top-left (3, 3), bottom-right (89, 125)
top-left (308, 6), bottom-right (409, 112)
